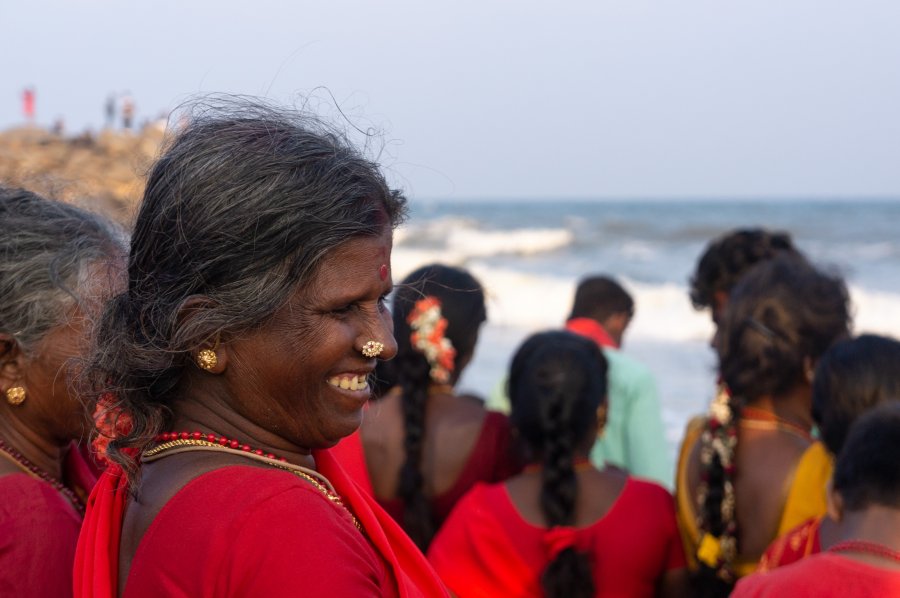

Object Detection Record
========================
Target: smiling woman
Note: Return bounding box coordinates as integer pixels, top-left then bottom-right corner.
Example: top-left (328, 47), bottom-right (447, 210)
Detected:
top-left (73, 98), bottom-right (448, 597)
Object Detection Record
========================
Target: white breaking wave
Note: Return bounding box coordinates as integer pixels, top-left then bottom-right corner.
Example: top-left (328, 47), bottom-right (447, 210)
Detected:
top-left (392, 247), bottom-right (900, 343)
top-left (395, 218), bottom-right (574, 261)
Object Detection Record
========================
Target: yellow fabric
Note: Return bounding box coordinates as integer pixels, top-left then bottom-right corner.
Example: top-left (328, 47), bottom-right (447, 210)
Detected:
top-left (777, 441), bottom-right (833, 536)
top-left (674, 418), bottom-right (832, 580)
top-left (675, 416), bottom-right (704, 572)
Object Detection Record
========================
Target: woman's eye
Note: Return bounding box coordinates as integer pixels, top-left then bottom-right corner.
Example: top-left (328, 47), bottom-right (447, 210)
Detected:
top-left (332, 303), bottom-right (355, 316)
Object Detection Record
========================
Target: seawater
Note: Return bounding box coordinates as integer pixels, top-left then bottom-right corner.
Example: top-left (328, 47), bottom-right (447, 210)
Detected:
top-left (391, 198), bottom-right (900, 483)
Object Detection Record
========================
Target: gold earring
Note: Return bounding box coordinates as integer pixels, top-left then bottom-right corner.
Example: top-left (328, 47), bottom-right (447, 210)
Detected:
top-left (197, 349), bottom-right (218, 371)
top-left (361, 340), bottom-right (384, 358)
top-left (6, 386), bottom-right (26, 405)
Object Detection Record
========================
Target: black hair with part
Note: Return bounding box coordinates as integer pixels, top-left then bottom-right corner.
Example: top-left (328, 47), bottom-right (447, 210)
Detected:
top-left (812, 334), bottom-right (900, 456)
top-left (87, 97), bottom-right (406, 477)
top-left (568, 275), bottom-right (634, 323)
top-left (690, 229), bottom-right (797, 311)
top-left (832, 403), bottom-right (900, 511)
top-left (717, 255), bottom-right (850, 402)
top-left (375, 263), bottom-right (486, 550)
top-left (508, 330), bottom-right (608, 598)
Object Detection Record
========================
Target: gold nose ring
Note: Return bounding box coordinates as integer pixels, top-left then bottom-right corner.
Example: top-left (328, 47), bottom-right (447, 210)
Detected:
top-left (361, 341), bottom-right (384, 358)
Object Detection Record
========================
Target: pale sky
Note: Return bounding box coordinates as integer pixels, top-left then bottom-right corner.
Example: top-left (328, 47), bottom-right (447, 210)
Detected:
top-left (3, 0), bottom-right (899, 199)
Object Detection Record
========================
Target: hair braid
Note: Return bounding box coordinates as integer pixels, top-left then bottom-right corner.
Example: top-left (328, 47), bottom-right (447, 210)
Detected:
top-left (397, 355), bottom-right (436, 550)
top-left (539, 389), bottom-right (594, 598)
top-left (509, 331), bottom-right (605, 598)
top-left (376, 264), bottom-right (487, 550)
top-left (694, 384), bottom-right (741, 597)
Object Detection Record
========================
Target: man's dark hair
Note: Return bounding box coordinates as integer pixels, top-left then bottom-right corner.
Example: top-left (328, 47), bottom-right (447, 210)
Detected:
top-left (690, 229), bottom-right (797, 310)
top-left (812, 334), bottom-right (900, 456)
top-left (832, 402), bottom-right (900, 511)
top-left (568, 275), bottom-right (633, 322)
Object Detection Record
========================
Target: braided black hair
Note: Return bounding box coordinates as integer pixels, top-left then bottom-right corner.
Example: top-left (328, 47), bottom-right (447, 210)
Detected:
top-left (375, 263), bottom-right (486, 550)
top-left (508, 331), bottom-right (608, 598)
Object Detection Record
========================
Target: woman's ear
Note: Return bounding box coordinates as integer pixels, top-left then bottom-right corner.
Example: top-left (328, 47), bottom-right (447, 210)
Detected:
top-left (176, 296), bottom-right (229, 375)
top-left (0, 335), bottom-right (26, 393)
top-left (826, 478), bottom-right (844, 522)
top-left (803, 356), bottom-right (817, 385)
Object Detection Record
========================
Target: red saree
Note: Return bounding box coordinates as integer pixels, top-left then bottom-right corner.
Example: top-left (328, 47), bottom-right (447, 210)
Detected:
top-left (428, 478), bottom-right (685, 597)
top-left (0, 444), bottom-right (97, 598)
top-left (757, 516), bottom-right (822, 572)
top-left (74, 448), bottom-right (447, 597)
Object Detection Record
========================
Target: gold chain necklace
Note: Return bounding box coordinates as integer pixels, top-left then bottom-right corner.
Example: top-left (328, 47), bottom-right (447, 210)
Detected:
top-left (143, 439), bottom-right (361, 530)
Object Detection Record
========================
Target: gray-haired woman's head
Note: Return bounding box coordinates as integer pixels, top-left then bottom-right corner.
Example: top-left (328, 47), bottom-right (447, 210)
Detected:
top-left (0, 187), bottom-right (125, 356)
top-left (91, 97), bottom-right (407, 469)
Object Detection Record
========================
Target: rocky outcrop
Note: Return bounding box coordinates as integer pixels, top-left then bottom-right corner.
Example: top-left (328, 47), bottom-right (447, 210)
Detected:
top-left (0, 125), bottom-right (166, 223)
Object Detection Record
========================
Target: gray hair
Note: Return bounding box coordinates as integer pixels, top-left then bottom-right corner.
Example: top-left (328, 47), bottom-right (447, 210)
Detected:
top-left (0, 187), bottom-right (125, 354)
top-left (89, 97), bottom-right (407, 473)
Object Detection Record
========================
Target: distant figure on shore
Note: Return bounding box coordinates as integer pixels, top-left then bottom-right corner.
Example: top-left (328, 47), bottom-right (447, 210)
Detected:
top-left (676, 255), bottom-right (850, 596)
top-left (120, 94), bottom-right (135, 129)
top-left (104, 95), bottom-right (116, 129)
top-left (429, 330), bottom-right (688, 598)
top-left (22, 87), bottom-right (35, 122)
top-left (361, 264), bottom-right (520, 551)
top-left (758, 334), bottom-right (900, 571)
top-left (733, 403), bottom-right (900, 597)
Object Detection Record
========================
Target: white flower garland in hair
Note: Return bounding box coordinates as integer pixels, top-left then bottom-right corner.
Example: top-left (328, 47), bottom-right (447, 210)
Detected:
top-left (407, 296), bottom-right (456, 384)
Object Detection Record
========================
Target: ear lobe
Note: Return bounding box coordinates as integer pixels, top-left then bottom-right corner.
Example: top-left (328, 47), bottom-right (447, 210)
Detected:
top-left (596, 403), bottom-right (609, 429)
top-left (826, 480), bottom-right (844, 522)
top-left (177, 296), bottom-right (229, 375)
top-left (0, 335), bottom-right (25, 392)
top-left (193, 344), bottom-right (228, 374)
top-left (803, 356), bottom-right (817, 385)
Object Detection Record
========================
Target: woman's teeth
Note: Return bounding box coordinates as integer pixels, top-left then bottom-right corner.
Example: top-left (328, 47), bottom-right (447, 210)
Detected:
top-left (327, 375), bottom-right (369, 391)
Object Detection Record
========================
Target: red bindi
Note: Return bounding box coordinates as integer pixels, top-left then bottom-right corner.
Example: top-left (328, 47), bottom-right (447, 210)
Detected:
top-left (379, 264), bottom-right (388, 281)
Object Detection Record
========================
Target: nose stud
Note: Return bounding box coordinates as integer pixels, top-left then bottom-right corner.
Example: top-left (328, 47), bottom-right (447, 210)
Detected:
top-left (361, 340), bottom-right (384, 358)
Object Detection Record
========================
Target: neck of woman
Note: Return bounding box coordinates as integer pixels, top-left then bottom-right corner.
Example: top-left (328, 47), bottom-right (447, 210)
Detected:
top-left (746, 386), bottom-right (814, 431)
top-left (834, 506), bottom-right (900, 558)
top-left (0, 413), bottom-right (67, 480)
top-left (169, 400), bottom-right (317, 470)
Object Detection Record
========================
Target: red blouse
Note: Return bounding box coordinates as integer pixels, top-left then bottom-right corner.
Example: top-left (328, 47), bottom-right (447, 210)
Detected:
top-left (75, 450), bottom-right (448, 598)
top-left (427, 477), bottom-right (686, 598)
top-left (123, 467), bottom-right (397, 596)
top-left (0, 445), bottom-right (97, 598)
top-left (733, 552), bottom-right (900, 597)
top-left (377, 411), bottom-right (519, 529)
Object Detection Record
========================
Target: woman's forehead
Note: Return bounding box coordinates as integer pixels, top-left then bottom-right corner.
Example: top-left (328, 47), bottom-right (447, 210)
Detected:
top-left (307, 232), bottom-right (393, 288)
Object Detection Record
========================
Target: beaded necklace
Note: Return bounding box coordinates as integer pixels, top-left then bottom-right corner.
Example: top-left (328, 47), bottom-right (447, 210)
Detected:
top-left (830, 540), bottom-right (900, 564)
top-left (0, 438), bottom-right (85, 515)
top-left (143, 432), bottom-right (360, 530)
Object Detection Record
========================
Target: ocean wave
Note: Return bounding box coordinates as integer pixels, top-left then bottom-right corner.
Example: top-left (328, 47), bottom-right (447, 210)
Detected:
top-left (396, 218), bottom-right (574, 260)
top-left (391, 250), bottom-right (900, 343)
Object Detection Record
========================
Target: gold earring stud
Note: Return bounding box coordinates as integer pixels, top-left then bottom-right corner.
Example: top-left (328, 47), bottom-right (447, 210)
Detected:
top-left (197, 349), bottom-right (218, 371)
top-left (6, 386), bottom-right (26, 405)
top-left (361, 341), bottom-right (384, 358)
